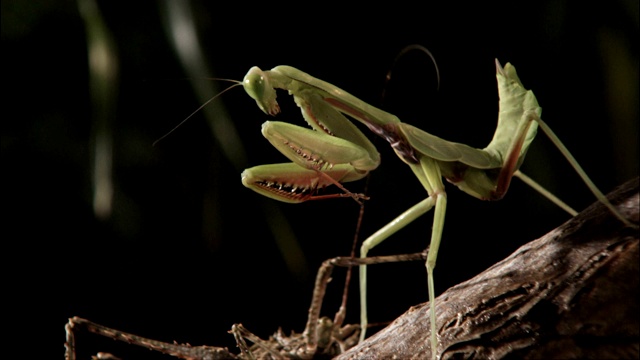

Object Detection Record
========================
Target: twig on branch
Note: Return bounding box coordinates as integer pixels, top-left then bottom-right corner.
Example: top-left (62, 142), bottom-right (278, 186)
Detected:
top-left (65, 178), bottom-right (639, 359)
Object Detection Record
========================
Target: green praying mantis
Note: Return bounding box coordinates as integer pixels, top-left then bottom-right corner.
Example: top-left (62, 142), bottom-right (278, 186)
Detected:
top-left (238, 59), bottom-right (637, 359)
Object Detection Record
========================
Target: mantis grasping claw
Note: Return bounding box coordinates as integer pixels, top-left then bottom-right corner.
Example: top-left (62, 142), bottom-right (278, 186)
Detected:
top-left (239, 59), bottom-right (638, 359)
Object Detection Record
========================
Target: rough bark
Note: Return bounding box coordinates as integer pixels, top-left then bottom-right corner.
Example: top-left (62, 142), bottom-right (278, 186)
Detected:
top-left (338, 177), bottom-right (639, 360)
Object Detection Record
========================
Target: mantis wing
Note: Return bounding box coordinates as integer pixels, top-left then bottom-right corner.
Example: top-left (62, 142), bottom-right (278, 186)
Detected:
top-left (399, 123), bottom-right (501, 168)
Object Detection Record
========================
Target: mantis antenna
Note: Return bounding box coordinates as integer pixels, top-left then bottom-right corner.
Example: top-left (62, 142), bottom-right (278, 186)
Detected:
top-left (152, 80), bottom-right (242, 146)
top-left (382, 44), bottom-right (441, 102)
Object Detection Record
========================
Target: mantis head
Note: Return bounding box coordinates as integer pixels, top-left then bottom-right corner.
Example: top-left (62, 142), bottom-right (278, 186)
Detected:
top-left (243, 66), bottom-right (280, 116)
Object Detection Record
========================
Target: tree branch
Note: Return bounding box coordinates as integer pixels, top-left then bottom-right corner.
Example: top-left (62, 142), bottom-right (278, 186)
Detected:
top-left (338, 177), bottom-right (639, 359)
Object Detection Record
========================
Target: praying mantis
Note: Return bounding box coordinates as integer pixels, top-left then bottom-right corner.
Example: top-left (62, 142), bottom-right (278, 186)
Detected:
top-left (238, 59), bottom-right (637, 360)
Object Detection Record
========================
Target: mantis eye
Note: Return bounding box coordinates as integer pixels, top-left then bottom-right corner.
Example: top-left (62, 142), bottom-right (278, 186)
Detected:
top-left (243, 66), bottom-right (280, 116)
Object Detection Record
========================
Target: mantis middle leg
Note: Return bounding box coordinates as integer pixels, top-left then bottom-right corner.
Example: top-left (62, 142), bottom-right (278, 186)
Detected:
top-left (359, 156), bottom-right (446, 360)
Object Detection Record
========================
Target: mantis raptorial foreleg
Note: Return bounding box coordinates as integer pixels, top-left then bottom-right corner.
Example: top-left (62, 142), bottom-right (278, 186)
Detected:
top-left (240, 70), bottom-right (380, 203)
top-left (239, 60), bottom-right (638, 360)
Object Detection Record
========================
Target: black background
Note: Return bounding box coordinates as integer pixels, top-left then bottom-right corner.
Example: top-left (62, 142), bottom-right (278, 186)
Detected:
top-left (3, 1), bottom-right (638, 359)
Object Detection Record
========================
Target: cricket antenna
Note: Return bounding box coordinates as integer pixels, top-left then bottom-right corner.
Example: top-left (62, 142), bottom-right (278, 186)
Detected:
top-left (152, 80), bottom-right (242, 146)
top-left (333, 173), bottom-right (371, 329)
top-left (381, 44), bottom-right (441, 102)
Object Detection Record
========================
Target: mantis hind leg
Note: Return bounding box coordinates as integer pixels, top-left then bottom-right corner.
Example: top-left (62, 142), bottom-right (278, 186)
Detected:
top-left (513, 170), bottom-right (578, 216)
top-left (533, 117), bottom-right (637, 228)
